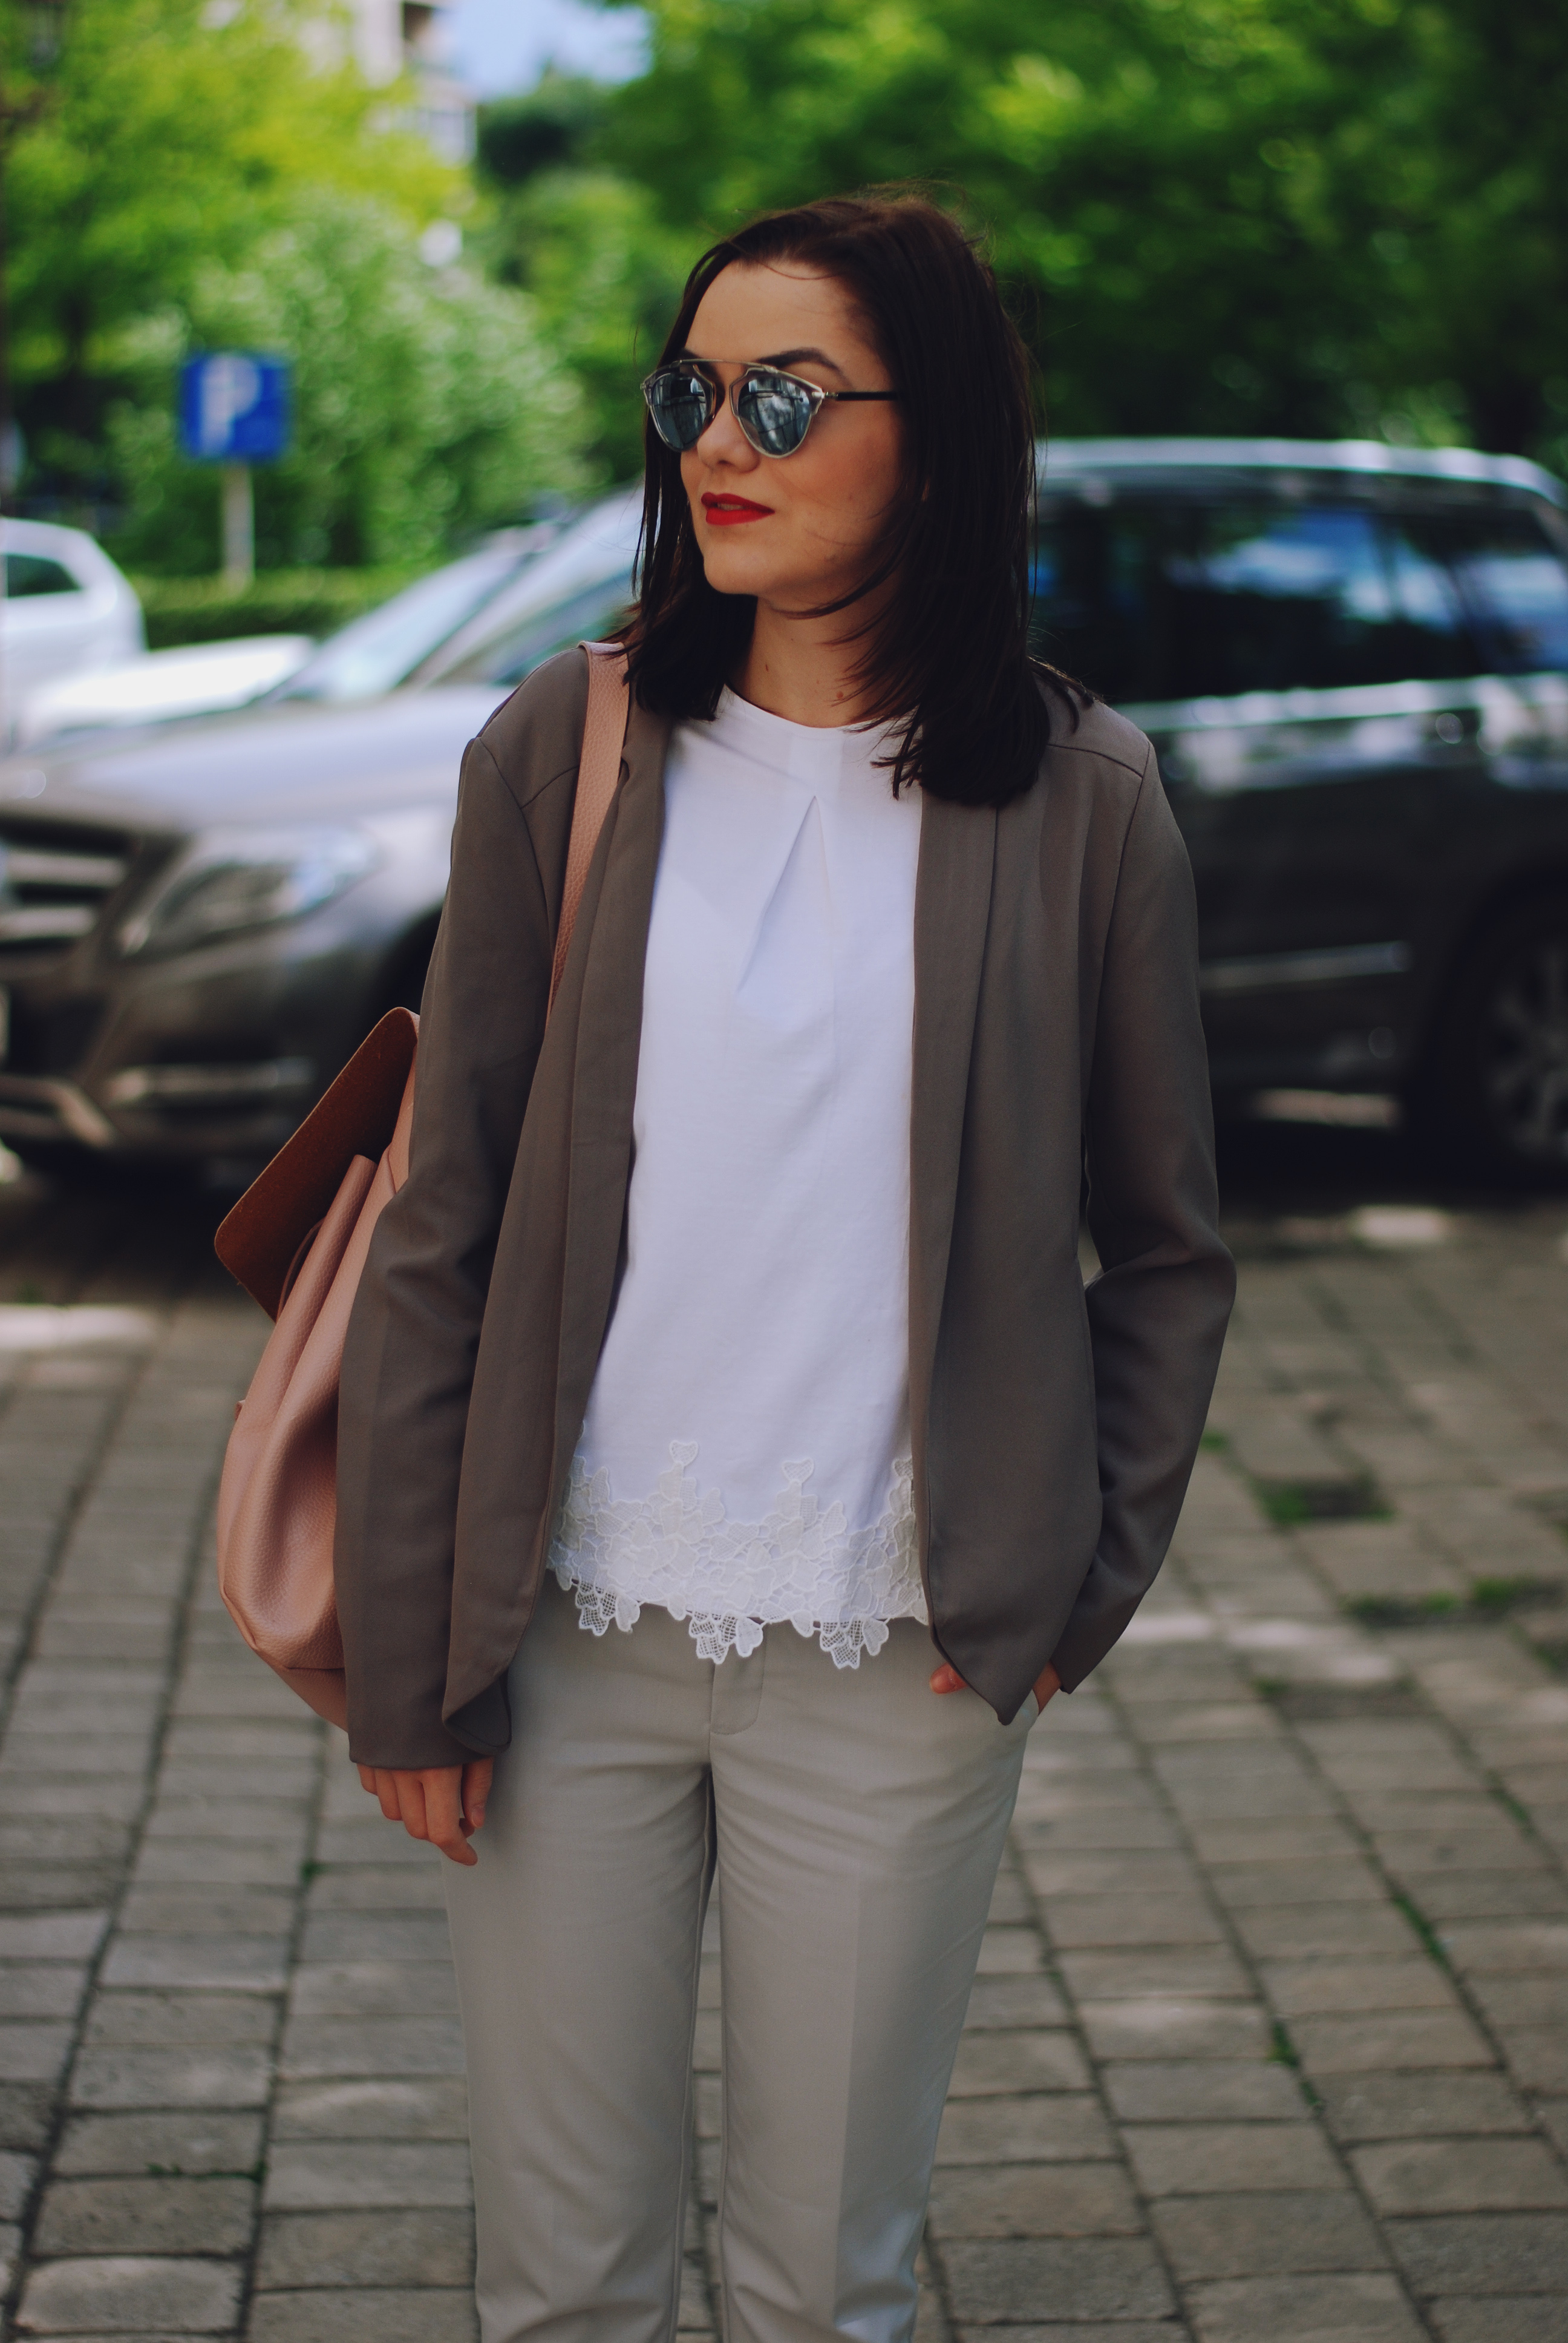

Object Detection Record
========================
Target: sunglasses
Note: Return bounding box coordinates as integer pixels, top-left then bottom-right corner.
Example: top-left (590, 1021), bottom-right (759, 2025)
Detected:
top-left (642, 362), bottom-right (900, 459)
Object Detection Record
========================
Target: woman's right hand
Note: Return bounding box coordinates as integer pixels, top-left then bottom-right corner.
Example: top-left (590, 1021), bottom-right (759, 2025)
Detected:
top-left (356, 1758), bottom-right (494, 1867)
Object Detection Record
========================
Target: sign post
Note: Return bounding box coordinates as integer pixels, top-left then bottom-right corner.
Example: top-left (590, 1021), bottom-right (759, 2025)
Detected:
top-left (178, 353), bottom-right (290, 591)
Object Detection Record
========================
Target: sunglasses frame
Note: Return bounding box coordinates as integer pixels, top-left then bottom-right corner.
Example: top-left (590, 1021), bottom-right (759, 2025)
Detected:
top-left (642, 361), bottom-right (900, 459)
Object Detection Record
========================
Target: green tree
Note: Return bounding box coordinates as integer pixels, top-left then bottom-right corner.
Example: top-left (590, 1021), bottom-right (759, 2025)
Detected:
top-left (475, 73), bottom-right (690, 479)
top-left (591, 0), bottom-right (1567, 468)
top-left (108, 188), bottom-right (587, 572)
top-left (5, 0), bottom-right (459, 499)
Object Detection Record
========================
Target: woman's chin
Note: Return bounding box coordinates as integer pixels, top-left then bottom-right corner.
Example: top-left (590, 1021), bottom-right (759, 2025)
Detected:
top-left (698, 545), bottom-right (777, 600)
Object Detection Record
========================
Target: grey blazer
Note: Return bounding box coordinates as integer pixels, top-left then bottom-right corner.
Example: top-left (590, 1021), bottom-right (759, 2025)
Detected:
top-left (335, 650), bottom-right (1235, 1769)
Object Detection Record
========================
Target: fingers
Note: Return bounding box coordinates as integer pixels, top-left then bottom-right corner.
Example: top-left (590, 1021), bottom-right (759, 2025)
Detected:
top-left (929, 1662), bottom-right (969, 1695)
top-left (356, 1766), bottom-right (479, 1864)
top-left (1034, 1662), bottom-right (1063, 1711)
top-left (416, 1769), bottom-right (478, 1866)
top-left (460, 1757), bottom-right (494, 1838)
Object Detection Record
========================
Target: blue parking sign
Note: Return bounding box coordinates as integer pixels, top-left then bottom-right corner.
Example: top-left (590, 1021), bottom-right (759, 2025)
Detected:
top-left (179, 352), bottom-right (291, 463)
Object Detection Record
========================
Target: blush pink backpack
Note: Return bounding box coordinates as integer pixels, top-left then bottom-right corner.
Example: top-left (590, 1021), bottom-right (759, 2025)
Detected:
top-left (212, 645), bottom-right (630, 1727)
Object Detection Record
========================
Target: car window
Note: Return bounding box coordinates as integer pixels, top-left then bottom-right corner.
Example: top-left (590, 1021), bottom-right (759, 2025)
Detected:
top-left (438, 572), bottom-right (633, 690)
top-left (275, 545), bottom-right (529, 704)
top-left (5, 553), bottom-right (80, 598)
top-left (1416, 506), bottom-right (1568, 674)
top-left (1030, 498), bottom-right (1485, 700)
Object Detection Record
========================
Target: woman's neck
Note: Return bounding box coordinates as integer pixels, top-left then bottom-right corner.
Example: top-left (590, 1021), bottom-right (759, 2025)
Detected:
top-left (733, 596), bottom-right (888, 729)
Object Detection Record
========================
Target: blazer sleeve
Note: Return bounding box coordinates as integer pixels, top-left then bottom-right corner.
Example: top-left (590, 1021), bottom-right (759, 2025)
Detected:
top-left (1050, 751), bottom-right (1236, 1689)
top-left (335, 732), bottom-right (555, 1768)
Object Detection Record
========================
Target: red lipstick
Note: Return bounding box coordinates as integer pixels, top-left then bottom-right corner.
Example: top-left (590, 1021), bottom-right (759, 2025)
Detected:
top-left (702, 493), bottom-right (773, 526)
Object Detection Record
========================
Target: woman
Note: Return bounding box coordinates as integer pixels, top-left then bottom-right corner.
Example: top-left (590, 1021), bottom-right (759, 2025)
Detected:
top-left (336, 192), bottom-right (1233, 2343)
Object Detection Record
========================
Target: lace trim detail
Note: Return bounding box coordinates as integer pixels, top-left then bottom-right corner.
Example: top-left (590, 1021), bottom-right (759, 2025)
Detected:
top-left (549, 1444), bottom-right (926, 1668)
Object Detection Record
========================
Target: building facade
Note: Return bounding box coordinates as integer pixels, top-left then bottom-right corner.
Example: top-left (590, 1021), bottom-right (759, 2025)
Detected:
top-left (343, 0), bottom-right (476, 162)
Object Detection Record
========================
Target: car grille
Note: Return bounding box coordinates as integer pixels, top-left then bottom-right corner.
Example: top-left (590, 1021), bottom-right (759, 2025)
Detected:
top-left (0, 814), bottom-right (136, 961)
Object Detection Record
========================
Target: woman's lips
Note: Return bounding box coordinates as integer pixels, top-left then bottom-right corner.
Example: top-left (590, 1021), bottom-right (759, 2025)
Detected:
top-left (702, 493), bottom-right (773, 526)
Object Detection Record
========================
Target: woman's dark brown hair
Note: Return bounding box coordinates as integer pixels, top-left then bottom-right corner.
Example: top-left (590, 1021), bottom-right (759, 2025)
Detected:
top-left (621, 191), bottom-right (1085, 809)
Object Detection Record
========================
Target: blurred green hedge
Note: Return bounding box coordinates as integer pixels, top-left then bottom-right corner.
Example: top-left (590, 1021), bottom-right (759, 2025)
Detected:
top-left (131, 568), bottom-right (420, 650)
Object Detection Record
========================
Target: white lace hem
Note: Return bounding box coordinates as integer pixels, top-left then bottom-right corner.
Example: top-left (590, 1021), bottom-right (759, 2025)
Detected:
top-left (548, 1444), bottom-right (926, 1668)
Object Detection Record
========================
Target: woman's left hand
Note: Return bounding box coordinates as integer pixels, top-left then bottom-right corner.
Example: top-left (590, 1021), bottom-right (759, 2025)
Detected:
top-left (930, 1659), bottom-right (1060, 1712)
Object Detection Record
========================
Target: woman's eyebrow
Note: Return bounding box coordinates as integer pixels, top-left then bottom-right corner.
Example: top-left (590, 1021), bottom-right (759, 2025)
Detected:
top-left (679, 345), bottom-right (850, 379)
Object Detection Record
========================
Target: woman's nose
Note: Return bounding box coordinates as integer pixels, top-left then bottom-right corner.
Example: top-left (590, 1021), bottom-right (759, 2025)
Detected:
top-left (696, 382), bottom-right (757, 465)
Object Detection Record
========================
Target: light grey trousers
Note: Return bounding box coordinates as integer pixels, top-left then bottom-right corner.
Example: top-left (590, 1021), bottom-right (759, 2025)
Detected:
top-left (444, 1577), bottom-right (1034, 2343)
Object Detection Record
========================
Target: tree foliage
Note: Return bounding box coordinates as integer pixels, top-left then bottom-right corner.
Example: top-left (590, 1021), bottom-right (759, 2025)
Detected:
top-left (549, 0), bottom-right (1568, 472)
top-left (475, 76), bottom-right (690, 480)
top-left (5, 0), bottom-right (587, 564)
top-left (108, 191), bottom-right (587, 572)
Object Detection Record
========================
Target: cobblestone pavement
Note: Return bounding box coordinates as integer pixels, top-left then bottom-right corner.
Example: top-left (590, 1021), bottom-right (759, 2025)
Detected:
top-left (0, 1130), bottom-right (1567, 2341)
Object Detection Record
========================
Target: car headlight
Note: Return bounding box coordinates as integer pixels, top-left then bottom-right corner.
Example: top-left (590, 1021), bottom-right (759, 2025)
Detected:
top-left (117, 824), bottom-right (380, 958)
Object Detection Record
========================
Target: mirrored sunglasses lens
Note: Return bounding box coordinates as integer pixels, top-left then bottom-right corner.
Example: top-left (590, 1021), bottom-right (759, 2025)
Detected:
top-left (737, 372), bottom-right (813, 456)
top-left (645, 371), bottom-right (713, 451)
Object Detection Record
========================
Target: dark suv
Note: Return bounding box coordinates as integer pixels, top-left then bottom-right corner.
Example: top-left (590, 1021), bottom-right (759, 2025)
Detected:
top-left (1031, 440), bottom-right (1568, 1173)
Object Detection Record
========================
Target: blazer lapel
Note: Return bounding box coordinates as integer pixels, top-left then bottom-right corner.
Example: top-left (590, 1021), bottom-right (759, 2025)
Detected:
top-left (909, 790), bottom-right (997, 1561)
top-left (551, 693), bottom-right (671, 1483)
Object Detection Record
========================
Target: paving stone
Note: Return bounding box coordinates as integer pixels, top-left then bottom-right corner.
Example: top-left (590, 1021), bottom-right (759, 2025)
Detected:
top-left (298, 1915), bottom-right (452, 1964)
top-left (1497, 2029), bottom-right (1568, 2092)
top-left (1056, 1948), bottom-right (1252, 1999)
top-left (961, 1977), bottom-right (1070, 2030)
top-left (1124, 2120), bottom-right (1344, 2195)
top-left (100, 1933), bottom-right (289, 1991)
top-left (973, 1927), bottom-right (1043, 1974)
top-left (255, 2205), bottom-right (474, 2288)
top-left (0, 1967), bottom-right (88, 2020)
top-left (0, 2025), bottom-right (74, 2083)
top-left (1289, 2010), bottom-right (1495, 2073)
top-left (934, 2096), bottom-right (1117, 2166)
top-left (926, 2163), bottom-right (1142, 2239)
top-left (1261, 1958), bottom-right (1458, 2017)
top-left (1154, 2186), bottom-right (1388, 2281)
top-left (950, 2328), bottom-right (1179, 2343)
top-left (278, 2015), bottom-right (465, 2079)
top-left (1077, 1998), bottom-right (1271, 2060)
top-left (1102, 2060), bottom-right (1309, 2122)
top-left (1354, 2135), bottom-right (1568, 2214)
top-left (1388, 2210), bottom-right (1568, 2294)
top-left (13, 2251), bottom-right (242, 2333)
top-left (1429, 2302), bottom-right (1568, 2342)
top-left (32, 2171), bottom-right (255, 2253)
top-left (54, 2109), bottom-right (264, 2176)
top-left (1317, 2071), bottom-right (1538, 2142)
top-left (288, 1960), bottom-right (460, 2017)
top-left (1470, 1974), bottom-right (1568, 2027)
top-left (947, 2032), bottom-right (1090, 2096)
top-left (1033, 1894), bottom-right (1225, 1949)
top-left (264, 2140), bottom-right (473, 2209)
top-left (299, 1866), bottom-right (448, 1911)
top-left (1233, 1905), bottom-right (1428, 1959)
top-left (1206, 1860), bottom-right (1387, 1909)
top-left (1439, 1921), bottom-right (1568, 1972)
top-left (246, 2294), bottom-right (480, 2343)
top-left (939, 2237), bottom-right (1174, 2322)
top-left (84, 1991), bottom-right (276, 2047)
top-left (270, 2077), bottom-right (469, 2140)
top-left (70, 2045), bottom-right (271, 2108)
top-left (1186, 2270), bottom-right (1426, 2340)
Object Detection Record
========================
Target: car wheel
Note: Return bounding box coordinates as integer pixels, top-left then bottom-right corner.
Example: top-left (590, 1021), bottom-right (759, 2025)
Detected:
top-left (1420, 895), bottom-right (1568, 1182)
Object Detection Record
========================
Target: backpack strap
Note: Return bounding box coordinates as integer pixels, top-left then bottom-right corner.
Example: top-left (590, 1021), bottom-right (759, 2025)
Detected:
top-left (550, 641), bottom-right (631, 1012)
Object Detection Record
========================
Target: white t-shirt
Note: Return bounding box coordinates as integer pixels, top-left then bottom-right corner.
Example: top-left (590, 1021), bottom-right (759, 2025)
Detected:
top-left (548, 686), bottom-right (928, 1666)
